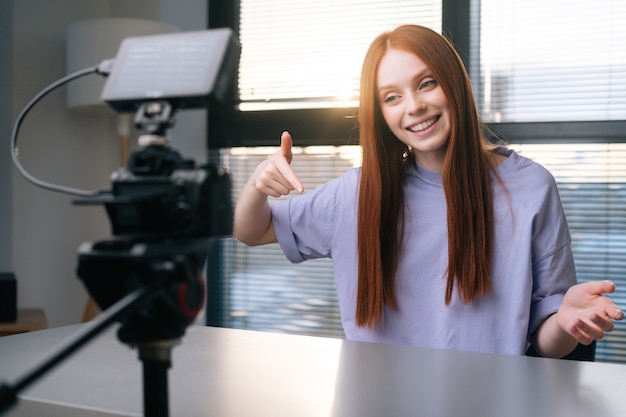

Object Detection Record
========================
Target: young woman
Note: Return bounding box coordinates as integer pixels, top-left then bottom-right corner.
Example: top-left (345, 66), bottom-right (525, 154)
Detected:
top-left (233, 25), bottom-right (623, 357)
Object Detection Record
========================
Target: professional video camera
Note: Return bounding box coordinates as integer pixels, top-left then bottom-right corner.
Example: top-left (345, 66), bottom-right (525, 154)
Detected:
top-left (1, 28), bottom-right (241, 417)
top-left (76, 28), bottom-right (239, 240)
top-left (77, 100), bottom-right (232, 240)
top-left (74, 28), bottom-right (240, 337)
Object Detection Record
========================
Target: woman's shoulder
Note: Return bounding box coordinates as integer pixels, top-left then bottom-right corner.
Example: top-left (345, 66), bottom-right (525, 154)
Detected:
top-left (494, 147), bottom-right (556, 183)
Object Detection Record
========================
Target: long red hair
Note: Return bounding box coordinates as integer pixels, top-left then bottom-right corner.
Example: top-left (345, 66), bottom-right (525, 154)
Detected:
top-left (356, 25), bottom-right (496, 328)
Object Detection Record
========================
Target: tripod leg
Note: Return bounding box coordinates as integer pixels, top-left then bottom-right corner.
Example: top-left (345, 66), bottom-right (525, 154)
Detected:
top-left (138, 340), bottom-right (179, 417)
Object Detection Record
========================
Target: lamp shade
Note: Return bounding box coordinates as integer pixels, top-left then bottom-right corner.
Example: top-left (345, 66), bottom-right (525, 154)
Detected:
top-left (66, 18), bottom-right (178, 112)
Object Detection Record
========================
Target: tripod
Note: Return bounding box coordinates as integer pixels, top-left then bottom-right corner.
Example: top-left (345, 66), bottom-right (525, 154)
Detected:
top-left (0, 238), bottom-right (210, 417)
top-left (2, 99), bottom-right (231, 417)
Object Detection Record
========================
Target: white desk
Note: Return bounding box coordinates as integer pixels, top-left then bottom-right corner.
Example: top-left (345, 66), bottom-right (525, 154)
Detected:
top-left (1, 324), bottom-right (626, 417)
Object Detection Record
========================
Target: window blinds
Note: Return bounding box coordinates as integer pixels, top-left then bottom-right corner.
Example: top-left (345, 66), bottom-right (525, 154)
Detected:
top-left (476, 0), bottom-right (626, 362)
top-left (223, 143), bottom-right (626, 362)
top-left (218, 0), bottom-right (626, 364)
top-left (475, 0), bottom-right (626, 122)
top-left (222, 146), bottom-right (362, 338)
top-left (220, 0), bottom-right (443, 338)
top-left (237, 0), bottom-right (442, 110)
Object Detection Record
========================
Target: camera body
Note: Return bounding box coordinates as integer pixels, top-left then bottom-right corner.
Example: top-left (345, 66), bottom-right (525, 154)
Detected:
top-left (90, 28), bottom-right (241, 241)
top-left (101, 145), bottom-right (232, 240)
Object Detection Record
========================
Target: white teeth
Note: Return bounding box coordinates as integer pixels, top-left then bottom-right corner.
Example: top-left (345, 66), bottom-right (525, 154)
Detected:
top-left (409, 117), bottom-right (437, 132)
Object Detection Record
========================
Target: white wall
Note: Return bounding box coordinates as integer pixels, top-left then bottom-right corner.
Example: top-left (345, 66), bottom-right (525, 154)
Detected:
top-left (2, 0), bottom-right (208, 327)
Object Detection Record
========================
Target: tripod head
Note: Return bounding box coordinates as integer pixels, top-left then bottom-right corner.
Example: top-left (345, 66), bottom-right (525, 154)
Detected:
top-left (77, 238), bottom-right (208, 344)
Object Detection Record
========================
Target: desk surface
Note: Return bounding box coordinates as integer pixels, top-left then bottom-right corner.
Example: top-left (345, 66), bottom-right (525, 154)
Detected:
top-left (1, 324), bottom-right (626, 417)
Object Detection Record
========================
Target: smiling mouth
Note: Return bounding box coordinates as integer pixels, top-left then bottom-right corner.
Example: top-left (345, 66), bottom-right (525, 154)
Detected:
top-left (408, 115), bottom-right (440, 132)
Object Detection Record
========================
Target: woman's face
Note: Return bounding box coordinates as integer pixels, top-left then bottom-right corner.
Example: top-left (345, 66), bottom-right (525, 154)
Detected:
top-left (376, 48), bottom-right (451, 171)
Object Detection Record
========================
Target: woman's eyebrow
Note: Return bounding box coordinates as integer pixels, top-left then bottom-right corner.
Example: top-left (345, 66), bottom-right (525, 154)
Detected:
top-left (377, 68), bottom-right (431, 92)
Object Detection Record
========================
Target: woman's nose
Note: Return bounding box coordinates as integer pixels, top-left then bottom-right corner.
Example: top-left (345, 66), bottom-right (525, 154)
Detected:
top-left (407, 93), bottom-right (426, 114)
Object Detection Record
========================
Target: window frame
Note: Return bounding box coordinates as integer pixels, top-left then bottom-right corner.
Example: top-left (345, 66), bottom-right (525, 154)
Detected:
top-left (490, 121), bottom-right (626, 143)
top-left (207, 0), bottom-right (626, 148)
top-left (207, 0), bottom-right (464, 148)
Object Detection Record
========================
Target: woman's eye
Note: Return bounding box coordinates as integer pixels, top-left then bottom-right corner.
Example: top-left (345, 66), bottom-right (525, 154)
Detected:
top-left (419, 79), bottom-right (437, 90)
top-left (383, 95), bottom-right (400, 104)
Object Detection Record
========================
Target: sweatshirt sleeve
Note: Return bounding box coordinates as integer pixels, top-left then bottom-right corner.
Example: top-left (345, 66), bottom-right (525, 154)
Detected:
top-left (528, 169), bottom-right (577, 335)
top-left (271, 168), bottom-right (359, 264)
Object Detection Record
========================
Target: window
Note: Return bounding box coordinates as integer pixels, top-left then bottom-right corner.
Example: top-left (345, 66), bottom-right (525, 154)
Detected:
top-left (221, 145), bottom-right (362, 337)
top-left (510, 144), bottom-right (626, 363)
top-left (216, 0), bottom-right (443, 338)
top-left (210, 0), bottom-right (626, 363)
top-left (207, 0), bottom-right (443, 147)
top-left (474, 0), bottom-right (626, 122)
top-left (475, 0), bottom-right (626, 363)
top-left (238, 0), bottom-right (442, 111)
